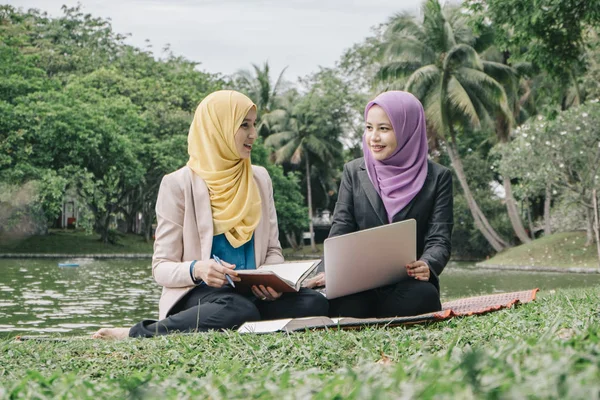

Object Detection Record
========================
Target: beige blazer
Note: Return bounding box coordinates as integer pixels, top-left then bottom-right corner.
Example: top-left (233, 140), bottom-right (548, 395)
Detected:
top-left (152, 165), bottom-right (284, 320)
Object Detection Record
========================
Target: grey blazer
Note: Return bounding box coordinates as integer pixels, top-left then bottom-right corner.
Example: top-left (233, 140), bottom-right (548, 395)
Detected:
top-left (329, 158), bottom-right (453, 289)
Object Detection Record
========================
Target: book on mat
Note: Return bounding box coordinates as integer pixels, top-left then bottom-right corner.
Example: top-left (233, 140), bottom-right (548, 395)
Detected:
top-left (236, 313), bottom-right (440, 333)
top-left (234, 260), bottom-right (322, 293)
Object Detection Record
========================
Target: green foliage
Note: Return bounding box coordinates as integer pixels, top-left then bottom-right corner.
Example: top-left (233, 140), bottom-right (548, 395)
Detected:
top-left (468, 0), bottom-right (600, 81)
top-left (498, 102), bottom-right (600, 215)
top-left (250, 140), bottom-right (308, 239)
top-left (0, 5), bottom-right (222, 242)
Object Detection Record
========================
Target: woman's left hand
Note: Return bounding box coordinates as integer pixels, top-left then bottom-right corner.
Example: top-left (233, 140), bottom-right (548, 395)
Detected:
top-left (252, 285), bottom-right (282, 301)
top-left (406, 260), bottom-right (430, 281)
top-left (302, 272), bottom-right (325, 289)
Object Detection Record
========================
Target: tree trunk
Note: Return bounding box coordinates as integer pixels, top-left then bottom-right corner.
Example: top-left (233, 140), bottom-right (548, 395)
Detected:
top-left (585, 206), bottom-right (594, 246)
top-left (285, 231), bottom-right (299, 251)
top-left (439, 71), bottom-right (508, 253)
top-left (526, 199), bottom-right (535, 240)
top-left (503, 176), bottom-right (531, 243)
top-left (305, 156), bottom-right (317, 253)
top-left (446, 142), bottom-right (508, 252)
top-left (98, 212), bottom-right (111, 244)
top-left (593, 189), bottom-right (600, 268)
top-left (544, 183), bottom-right (552, 236)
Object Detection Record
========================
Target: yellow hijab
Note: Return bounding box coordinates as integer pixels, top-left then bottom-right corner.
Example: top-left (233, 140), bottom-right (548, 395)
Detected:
top-left (186, 90), bottom-right (262, 248)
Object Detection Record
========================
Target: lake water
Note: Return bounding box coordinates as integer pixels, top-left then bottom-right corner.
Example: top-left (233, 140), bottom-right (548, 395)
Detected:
top-left (1, 259), bottom-right (599, 336)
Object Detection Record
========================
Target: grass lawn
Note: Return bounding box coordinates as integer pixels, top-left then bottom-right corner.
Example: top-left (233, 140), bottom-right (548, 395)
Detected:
top-left (482, 231), bottom-right (600, 268)
top-left (0, 229), bottom-right (154, 254)
top-left (1, 287), bottom-right (599, 398)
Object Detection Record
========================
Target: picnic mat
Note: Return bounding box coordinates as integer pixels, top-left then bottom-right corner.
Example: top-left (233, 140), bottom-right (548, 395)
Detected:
top-left (238, 288), bottom-right (540, 333)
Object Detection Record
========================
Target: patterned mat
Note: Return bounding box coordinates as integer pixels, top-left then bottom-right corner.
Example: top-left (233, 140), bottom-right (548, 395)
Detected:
top-left (237, 289), bottom-right (540, 333)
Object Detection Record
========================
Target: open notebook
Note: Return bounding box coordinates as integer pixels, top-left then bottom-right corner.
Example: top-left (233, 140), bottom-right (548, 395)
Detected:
top-left (235, 260), bottom-right (322, 293)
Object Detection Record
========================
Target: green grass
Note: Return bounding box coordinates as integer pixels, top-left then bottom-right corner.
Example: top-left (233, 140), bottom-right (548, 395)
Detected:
top-left (282, 243), bottom-right (323, 258)
top-left (482, 231), bottom-right (600, 268)
top-left (1, 287), bottom-right (600, 398)
top-left (0, 229), bottom-right (154, 254)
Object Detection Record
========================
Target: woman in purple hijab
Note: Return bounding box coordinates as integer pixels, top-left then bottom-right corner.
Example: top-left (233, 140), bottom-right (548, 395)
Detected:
top-left (306, 91), bottom-right (453, 318)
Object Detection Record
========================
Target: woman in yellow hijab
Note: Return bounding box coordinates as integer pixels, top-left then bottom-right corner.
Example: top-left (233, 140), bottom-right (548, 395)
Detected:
top-left (93, 90), bottom-right (327, 339)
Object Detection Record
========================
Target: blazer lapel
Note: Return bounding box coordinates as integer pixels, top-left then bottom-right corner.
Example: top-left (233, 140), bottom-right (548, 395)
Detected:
top-left (189, 168), bottom-right (214, 261)
top-left (358, 161), bottom-right (388, 225)
top-left (252, 167), bottom-right (267, 267)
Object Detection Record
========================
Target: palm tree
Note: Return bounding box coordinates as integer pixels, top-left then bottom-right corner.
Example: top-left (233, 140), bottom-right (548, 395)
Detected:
top-left (235, 61), bottom-right (288, 135)
top-left (376, 0), bottom-right (513, 252)
top-left (262, 92), bottom-right (341, 252)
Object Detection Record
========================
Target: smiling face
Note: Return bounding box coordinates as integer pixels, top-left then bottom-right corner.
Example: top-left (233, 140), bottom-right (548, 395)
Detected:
top-left (365, 105), bottom-right (398, 161)
top-left (234, 107), bottom-right (258, 159)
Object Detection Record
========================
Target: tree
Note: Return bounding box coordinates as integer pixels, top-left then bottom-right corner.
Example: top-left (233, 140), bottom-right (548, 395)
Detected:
top-left (376, 0), bottom-right (512, 252)
top-left (498, 102), bottom-right (600, 247)
top-left (234, 62), bottom-right (289, 134)
top-left (251, 140), bottom-right (308, 249)
top-left (468, 0), bottom-right (600, 108)
top-left (263, 76), bottom-right (349, 251)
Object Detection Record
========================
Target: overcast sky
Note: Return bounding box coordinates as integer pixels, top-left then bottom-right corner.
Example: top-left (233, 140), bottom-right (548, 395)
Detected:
top-left (6, 0), bottom-right (419, 81)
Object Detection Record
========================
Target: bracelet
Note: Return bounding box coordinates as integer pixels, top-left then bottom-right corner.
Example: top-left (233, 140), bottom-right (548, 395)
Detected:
top-left (189, 260), bottom-right (202, 285)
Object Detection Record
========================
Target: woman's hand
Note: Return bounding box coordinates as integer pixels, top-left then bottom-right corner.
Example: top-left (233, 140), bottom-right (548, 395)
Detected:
top-left (194, 259), bottom-right (240, 288)
top-left (406, 260), bottom-right (430, 281)
top-left (252, 285), bottom-right (282, 301)
top-left (302, 272), bottom-right (325, 289)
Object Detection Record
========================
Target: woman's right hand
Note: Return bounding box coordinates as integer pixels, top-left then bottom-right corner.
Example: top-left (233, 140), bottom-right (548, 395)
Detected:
top-left (193, 259), bottom-right (240, 288)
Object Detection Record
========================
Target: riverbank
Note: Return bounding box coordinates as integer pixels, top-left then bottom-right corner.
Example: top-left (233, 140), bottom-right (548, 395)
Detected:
top-left (0, 230), bottom-right (153, 255)
top-left (481, 231), bottom-right (600, 270)
top-left (2, 286), bottom-right (599, 398)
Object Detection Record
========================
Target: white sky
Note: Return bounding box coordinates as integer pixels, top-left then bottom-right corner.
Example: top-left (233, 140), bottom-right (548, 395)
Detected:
top-left (6, 0), bottom-right (419, 81)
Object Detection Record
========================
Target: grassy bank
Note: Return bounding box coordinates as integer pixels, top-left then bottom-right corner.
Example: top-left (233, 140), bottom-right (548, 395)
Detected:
top-left (0, 230), bottom-right (153, 254)
top-left (0, 230), bottom-right (315, 257)
top-left (1, 287), bottom-right (599, 398)
top-left (482, 231), bottom-right (600, 268)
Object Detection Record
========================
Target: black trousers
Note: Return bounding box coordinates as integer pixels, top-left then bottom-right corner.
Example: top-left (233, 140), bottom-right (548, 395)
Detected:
top-left (129, 286), bottom-right (328, 338)
top-left (328, 279), bottom-right (441, 318)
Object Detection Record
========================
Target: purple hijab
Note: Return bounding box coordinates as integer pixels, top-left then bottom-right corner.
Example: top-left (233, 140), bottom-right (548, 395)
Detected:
top-left (363, 91), bottom-right (428, 223)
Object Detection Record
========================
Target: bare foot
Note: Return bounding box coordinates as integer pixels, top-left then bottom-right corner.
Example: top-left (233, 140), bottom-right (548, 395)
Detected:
top-left (91, 327), bottom-right (130, 340)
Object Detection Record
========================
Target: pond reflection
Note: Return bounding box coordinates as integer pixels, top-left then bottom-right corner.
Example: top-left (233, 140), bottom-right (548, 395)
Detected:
top-left (1, 259), bottom-right (599, 336)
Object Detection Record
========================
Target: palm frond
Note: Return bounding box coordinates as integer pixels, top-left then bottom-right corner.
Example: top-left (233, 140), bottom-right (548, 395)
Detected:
top-left (304, 135), bottom-right (331, 161)
top-left (482, 60), bottom-right (519, 106)
top-left (447, 77), bottom-right (480, 127)
top-left (274, 137), bottom-right (301, 165)
top-left (444, 44), bottom-right (483, 72)
top-left (290, 142), bottom-right (304, 165)
top-left (405, 65), bottom-right (440, 99)
top-left (383, 36), bottom-right (436, 65)
top-left (421, 0), bottom-right (448, 53)
top-left (457, 67), bottom-right (513, 127)
top-left (422, 89), bottom-right (444, 138)
top-left (386, 11), bottom-right (423, 36)
top-left (376, 61), bottom-right (423, 82)
top-left (264, 131), bottom-right (297, 149)
top-left (270, 66), bottom-right (289, 104)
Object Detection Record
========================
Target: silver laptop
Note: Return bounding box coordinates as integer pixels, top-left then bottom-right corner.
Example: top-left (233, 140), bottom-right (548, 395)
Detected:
top-left (323, 219), bottom-right (416, 299)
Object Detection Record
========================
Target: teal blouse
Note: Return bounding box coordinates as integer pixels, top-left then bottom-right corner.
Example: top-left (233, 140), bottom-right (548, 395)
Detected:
top-left (190, 234), bottom-right (256, 284)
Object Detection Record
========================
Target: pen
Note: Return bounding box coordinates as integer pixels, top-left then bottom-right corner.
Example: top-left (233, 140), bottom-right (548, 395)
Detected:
top-left (213, 254), bottom-right (236, 288)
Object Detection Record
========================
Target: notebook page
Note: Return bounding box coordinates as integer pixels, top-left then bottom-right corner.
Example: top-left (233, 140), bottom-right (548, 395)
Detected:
top-left (258, 261), bottom-right (319, 285)
top-left (238, 319), bottom-right (293, 333)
